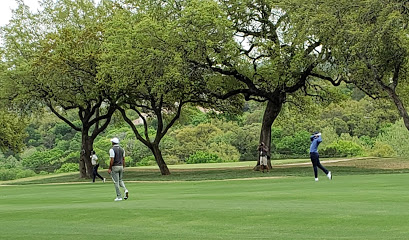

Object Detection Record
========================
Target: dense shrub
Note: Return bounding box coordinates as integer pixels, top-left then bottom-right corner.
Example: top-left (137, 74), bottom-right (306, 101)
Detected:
top-left (62, 152), bottom-right (79, 164)
top-left (54, 140), bottom-right (71, 153)
top-left (19, 147), bottom-right (37, 159)
top-left (358, 135), bottom-right (375, 148)
top-left (375, 120), bottom-right (409, 157)
top-left (171, 123), bottom-right (222, 161)
top-left (16, 169), bottom-right (36, 179)
top-left (22, 149), bottom-right (64, 173)
top-left (55, 163), bottom-right (79, 173)
top-left (275, 131), bottom-right (310, 155)
top-left (137, 155), bottom-right (156, 166)
top-left (164, 155), bottom-right (182, 165)
top-left (231, 123), bottom-right (260, 161)
top-left (178, 106), bottom-right (210, 126)
top-left (186, 151), bottom-right (222, 164)
top-left (208, 143), bottom-right (240, 162)
top-left (0, 155), bottom-right (22, 169)
top-left (0, 169), bottom-right (17, 181)
top-left (0, 168), bottom-right (36, 181)
top-left (321, 140), bottom-right (363, 157)
top-left (369, 141), bottom-right (396, 157)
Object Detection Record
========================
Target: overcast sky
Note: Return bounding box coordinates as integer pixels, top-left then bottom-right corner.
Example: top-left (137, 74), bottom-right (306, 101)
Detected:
top-left (0, 0), bottom-right (40, 27)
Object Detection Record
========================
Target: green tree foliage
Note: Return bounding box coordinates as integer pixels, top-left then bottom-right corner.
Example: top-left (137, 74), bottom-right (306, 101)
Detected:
top-left (208, 142), bottom-right (240, 162)
top-left (0, 110), bottom-right (27, 152)
top-left (22, 148), bottom-right (64, 173)
top-left (171, 123), bottom-right (222, 160)
top-left (0, 60), bottom-right (27, 153)
top-left (229, 123), bottom-right (261, 160)
top-left (4, 0), bottom-right (409, 180)
top-left (274, 131), bottom-right (311, 155)
top-left (0, 0), bottom-right (119, 178)
top-left (177, 0), bottom-right (347, 171)
top-left (178, 106), bottom-right (211, 126)
top-left (273, 96), bottom-right (399, 140)
top-left (169, 122), bottom-right (241, 162)
top-left (320, 98), bottom-right (399, 138)
top-left (99, 0), bottom-right (241, 175)
top-left (304, 0), bottom-right (409, 131)
top-left (375, 120), bottom-right (409, 157)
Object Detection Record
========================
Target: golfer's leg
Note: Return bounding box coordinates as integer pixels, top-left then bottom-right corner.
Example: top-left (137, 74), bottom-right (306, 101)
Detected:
top-left (95, 164), bottom-right (103, 180)
top-left (310, 153), bottom-right (318, 178)
top-left (118, 167), bottom-right (127, 191)
top-left (111, 166), bottom-right (122, 197)
top-left (92, 166), bottom-right (97, 182)
top-left (316, 158), bottom-right (329, 175)
top-left (96, 171), bottom-right (104, 180)
top-left (313, 166), bottom-right (318, 178)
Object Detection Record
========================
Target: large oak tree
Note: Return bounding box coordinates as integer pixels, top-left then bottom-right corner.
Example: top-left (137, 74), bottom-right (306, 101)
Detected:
top-left (99, 1), bottom-right (238, 175)
top-left (1, 0), bottom-right (119, 177)
top-left (182, 0), bottom-right (341, 169)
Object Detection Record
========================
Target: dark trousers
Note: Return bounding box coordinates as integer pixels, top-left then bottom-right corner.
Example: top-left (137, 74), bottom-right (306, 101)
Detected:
top-left (310, 152), bottom-right (329, 178)
top-left (92, 164), bottom-right (104, 182)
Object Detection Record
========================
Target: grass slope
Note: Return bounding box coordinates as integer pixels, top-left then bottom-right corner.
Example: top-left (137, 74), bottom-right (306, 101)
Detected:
top-left (3, 157), bottom-right (409, 185)
top-left (1, 173), bottom-right (409, 239)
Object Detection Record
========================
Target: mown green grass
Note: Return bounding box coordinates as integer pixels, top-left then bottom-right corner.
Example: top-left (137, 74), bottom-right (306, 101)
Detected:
top-left (1, 173), bottom-right (409, 239)
top-left (1, 158), bottom-right (409, 239)
top-left (3, 157), bottom-right (409, 185)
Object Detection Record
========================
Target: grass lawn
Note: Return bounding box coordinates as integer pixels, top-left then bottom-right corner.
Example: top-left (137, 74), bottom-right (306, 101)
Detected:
top-left (3, 157), bottom-right (409, 185)
top-left (1, 170), bottom-right (409, 239)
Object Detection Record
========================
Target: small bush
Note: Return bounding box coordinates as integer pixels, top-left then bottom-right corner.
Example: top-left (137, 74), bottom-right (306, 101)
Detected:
top-left (208, 143), bottom-right (240, 162)
top-left (186, 151), bottom-right (222, 164)
top-left (369, 141), bottom-right (396, 157)
top-left (0, 168), bottom-right (36, 181)
top-left (55, 163), bottom-right (79, 173)
top-left (321, 140), bottom-right (363, 157)
top-left (164, 155), bottom-right (182, 165)
top-left (0, 155), bottom-right (21, 169)
top-left (0, 169), bottom-right (17, 181)
top-left (16, 169), bottom-right (36, 179)
top-left (137, 156), bottom-right (156, 166)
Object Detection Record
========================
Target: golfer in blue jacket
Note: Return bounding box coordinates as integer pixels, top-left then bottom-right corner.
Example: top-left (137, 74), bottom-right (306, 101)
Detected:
top-left (310, 132), bottom-right (332, 182)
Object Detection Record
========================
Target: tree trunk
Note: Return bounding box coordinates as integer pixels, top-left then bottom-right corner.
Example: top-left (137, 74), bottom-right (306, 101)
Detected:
top-left (151, 144), bottom-right (170, 175)
top-left (79, 131), bottom-right (94, 178)
top-left (254, 95), bottom-right (285, 171)
top-left (386, 89), bottom-right (409, 131)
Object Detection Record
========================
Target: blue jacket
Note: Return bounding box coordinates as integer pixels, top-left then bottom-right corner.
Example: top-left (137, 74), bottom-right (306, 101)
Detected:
top-left (309, 135), bottom-right (322, 153)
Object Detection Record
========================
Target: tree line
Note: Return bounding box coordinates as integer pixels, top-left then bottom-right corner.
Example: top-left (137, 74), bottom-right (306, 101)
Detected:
top-left (1, 93), bottom-right (407, 181)
top-left (1, 0), bottom-right (408, 178)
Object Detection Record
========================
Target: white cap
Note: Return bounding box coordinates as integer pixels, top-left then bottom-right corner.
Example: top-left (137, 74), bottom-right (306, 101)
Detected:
top-left (110, 137), bottom-right (120, 144)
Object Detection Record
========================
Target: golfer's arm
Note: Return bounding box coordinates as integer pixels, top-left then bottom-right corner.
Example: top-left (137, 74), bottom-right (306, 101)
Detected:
top-left (122, 157), bottom-right (125, 168)
top-left (109, 157), bottom-right (114, 170)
